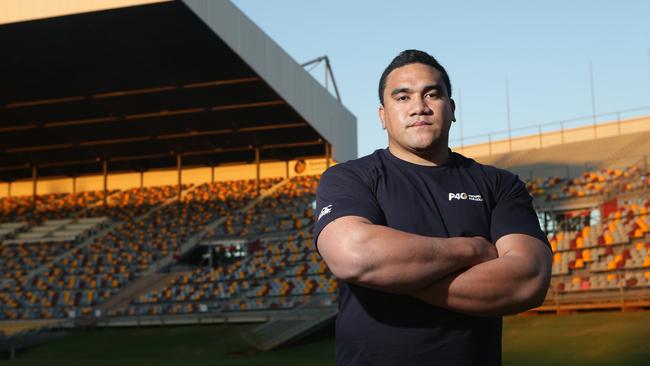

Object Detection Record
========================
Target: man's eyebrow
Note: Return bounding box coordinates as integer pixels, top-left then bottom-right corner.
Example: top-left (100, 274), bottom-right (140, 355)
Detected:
top-left (390, 84), bottom-right (442, 96)
top-left (390, 87), bottom-right (411, 96)
top-left (422, 84), bottom-right (442, 93)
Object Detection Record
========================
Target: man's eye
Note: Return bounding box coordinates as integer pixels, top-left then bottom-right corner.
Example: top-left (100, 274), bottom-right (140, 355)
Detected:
top-left (425, 93), bottom-right (438, 99)
top-left (396, 95), bottom-right (408, 101)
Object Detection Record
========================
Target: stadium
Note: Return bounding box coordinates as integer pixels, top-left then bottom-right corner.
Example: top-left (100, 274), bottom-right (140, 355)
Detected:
top-left (1, 1), bottom-right (650, 365)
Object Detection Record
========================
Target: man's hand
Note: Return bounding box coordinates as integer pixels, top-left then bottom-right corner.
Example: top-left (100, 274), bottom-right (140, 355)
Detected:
top-left (465, 236), bottom-right (499, 266)
top-left (317, 216), bottom-right (498, 294)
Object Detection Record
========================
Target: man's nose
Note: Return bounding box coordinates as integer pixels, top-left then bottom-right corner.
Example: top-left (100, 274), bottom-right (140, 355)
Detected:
top-left (410, 95), bottom-right (432, 115)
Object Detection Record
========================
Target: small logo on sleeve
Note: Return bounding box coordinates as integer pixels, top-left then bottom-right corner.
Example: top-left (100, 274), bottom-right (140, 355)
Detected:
top-left (318, 205), bottom-right (333, 220)
top-left (448, 192), bottom-right (484, 202)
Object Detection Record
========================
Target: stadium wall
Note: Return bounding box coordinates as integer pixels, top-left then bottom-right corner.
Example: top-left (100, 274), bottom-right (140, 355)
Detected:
top-left (181, 0), bottom-right (358, 163)
top-left (0, 158), bottom-right (329, 197)
top-left (455, 115), bottom-right (650, 157)
top-left (0, 0), bottom-right (170, 25)
top-left (1, 0), bottom-right (358, 171)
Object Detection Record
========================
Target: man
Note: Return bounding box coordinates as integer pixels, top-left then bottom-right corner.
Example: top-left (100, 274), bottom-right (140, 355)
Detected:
top-left (313, 50), bottom-right (552, 366)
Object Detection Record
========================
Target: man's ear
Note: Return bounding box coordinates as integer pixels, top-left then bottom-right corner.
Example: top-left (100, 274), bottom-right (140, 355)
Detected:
top-left (450, 98), bottom-right (456, 122)
top-left (379, 105), bottom-right (386, 130)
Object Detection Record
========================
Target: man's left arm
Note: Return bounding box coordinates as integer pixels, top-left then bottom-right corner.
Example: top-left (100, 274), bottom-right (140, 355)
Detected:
top-left (412, 233), bottom-right (552, 317)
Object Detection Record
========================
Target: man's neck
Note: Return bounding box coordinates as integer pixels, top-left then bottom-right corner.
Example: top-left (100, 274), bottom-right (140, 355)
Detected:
top-left (388, 144), bottom-right (449, 166)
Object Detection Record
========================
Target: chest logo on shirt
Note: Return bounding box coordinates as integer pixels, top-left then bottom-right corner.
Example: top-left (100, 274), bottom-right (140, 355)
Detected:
top-left (448, 192), bottom-right (484, 202)
top-left (318, 204), bottom-right (333, 220)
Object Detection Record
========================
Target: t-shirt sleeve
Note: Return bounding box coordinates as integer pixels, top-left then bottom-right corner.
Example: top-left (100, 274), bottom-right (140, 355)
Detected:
top-left (490, 173), bottom-right (550, 249)
top-left (312, 165), bottom-right (384, 250)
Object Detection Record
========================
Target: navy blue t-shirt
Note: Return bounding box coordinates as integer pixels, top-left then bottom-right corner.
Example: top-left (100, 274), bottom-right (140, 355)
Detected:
top-left (313, 148), bottom-right (549, 366)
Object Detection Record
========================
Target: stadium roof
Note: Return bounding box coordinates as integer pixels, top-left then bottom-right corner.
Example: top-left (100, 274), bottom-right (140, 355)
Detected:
top-left (0, 0), bottom-right (357, 181)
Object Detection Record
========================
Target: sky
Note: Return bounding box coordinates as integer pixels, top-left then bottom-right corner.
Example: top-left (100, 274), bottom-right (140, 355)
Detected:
top-left (231, 0), bottom-right (650, 158)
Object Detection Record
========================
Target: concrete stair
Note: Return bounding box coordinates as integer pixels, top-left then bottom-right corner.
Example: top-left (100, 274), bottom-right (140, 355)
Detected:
top-left (242, 297), bottom-right (337, 351)
top-left (96, 271), bottom-right (184, 316)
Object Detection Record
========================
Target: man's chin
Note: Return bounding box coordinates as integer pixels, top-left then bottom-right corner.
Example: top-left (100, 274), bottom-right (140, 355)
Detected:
top-left (410, 145), bottom-right (437, 154)
top-left (409, 139), bottom-right (448, 154)
top-left (410, 140), bottom-right (440, 152)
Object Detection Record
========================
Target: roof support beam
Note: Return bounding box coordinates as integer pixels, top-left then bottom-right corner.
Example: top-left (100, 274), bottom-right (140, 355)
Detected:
top-left (177, 153), bottom-right (182, 201)
top-left (102, 159), bottom-right (108, 206)
top-left (325, 142), bottom-right (331, 169)
top-left (4, 122), bottom-right (308, 154)
top-left (1, 140), bottom-right (326, 170)
top-left (3, 77), bottom-right (261, 109)
top-left (31, 165), bottom-right (37, 207)
top-left (1, 100), bottom-right (286, 133)
top-left (255, 147), bottom-right (260, 196)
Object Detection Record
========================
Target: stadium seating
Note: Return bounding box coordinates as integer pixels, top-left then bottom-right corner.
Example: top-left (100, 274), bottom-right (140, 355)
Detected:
top-left (543, 165), bottom-right (646, 201)
top-left (1, 184), bottom-right (184, 319)
top-left (548, 197), bottom-right (650, 297)
top-left (111, 233), bottom-right (337, 316)
top-left (0, 191), bottom-right (107, 224)
top-left (110, 175), bottom-right (329, 317)
top-left (5, 166), bottom-right (650, 322)
top-left (0, 178), bottom-right (291, 320)
top-left (205, 176), bottom-right (316, 239)
top-left (525, 176), bottom-right (563, 198)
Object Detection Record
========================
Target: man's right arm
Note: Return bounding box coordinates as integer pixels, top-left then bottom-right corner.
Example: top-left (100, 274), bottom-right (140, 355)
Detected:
top-left (317, 215), bottom-right (497, 294)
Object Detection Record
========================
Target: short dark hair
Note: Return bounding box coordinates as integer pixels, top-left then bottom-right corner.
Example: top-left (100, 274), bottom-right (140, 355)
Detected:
top-left (378, 49), bottom-right (452, 105)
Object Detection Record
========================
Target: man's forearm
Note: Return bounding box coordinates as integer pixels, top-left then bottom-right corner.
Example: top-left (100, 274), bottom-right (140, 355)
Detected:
top-left (412, 247), bottom-right (552, 316)
top-left (319, 217), bottom-right (496, 294)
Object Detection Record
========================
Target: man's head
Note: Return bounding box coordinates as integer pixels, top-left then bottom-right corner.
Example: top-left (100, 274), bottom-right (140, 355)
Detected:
top-left (378, 50), bottom-right (452, 106)
top-left (378, 50), bottom-right (456, 162)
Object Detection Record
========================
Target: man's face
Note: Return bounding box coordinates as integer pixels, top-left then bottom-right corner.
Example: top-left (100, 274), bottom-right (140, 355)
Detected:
top-left (379, 63), bottom-right (455, 156)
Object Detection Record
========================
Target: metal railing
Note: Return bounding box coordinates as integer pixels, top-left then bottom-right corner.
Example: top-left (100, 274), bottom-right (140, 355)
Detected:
top-left (451, 105), bottom-right (650, 150)
top-left (541, 287), bottom-right (650, 313)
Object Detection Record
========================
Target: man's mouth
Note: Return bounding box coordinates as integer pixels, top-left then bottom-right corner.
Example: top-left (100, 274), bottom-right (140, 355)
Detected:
top-left (409, 121), bottom-right (432, 127)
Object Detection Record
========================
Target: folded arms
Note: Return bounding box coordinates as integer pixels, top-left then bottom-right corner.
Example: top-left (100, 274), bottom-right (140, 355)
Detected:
top-left (317, 215), bottom-right (552, 317)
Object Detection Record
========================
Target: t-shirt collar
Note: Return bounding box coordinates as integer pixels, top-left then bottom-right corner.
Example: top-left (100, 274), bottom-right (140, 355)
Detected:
top-left (381, 148), bottom-right (456, 170)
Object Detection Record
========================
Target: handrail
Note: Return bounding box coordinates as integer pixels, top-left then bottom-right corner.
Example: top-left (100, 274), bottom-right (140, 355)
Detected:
top-left (451, 104), bottom-right (650, 147)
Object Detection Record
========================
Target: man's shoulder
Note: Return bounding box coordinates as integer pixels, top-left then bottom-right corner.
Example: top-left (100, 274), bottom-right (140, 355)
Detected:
top-left (322, 150), bottom-right (385, 183)
top-left (452, 151), bottom-right (519, 181)
top-left (451, 151), bottom-right (524, 195)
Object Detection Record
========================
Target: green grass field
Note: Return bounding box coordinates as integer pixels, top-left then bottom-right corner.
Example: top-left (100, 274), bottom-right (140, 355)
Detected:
top-left (6, 312), bottom-right (650, 365)
top-left (502, 312), bottom-right (650, 366)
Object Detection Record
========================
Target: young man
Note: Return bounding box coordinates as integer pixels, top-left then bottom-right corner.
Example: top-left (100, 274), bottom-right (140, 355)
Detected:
top-left (314, 50), bottom-right (552, 366)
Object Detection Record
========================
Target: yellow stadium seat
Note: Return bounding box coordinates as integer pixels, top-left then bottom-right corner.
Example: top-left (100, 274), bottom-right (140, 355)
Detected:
top-left (643, 257), bottom-right (650, 267)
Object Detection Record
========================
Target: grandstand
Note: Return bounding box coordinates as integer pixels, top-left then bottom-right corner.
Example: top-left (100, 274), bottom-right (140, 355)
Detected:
top-left (0, 0), bottom-right (352, 355)
top-left (2, 0), bottom-right (650, 361)
top-left (459, 117), bottom-right (650, 314)
top-left (6, 130), bottom-right (650, 355)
